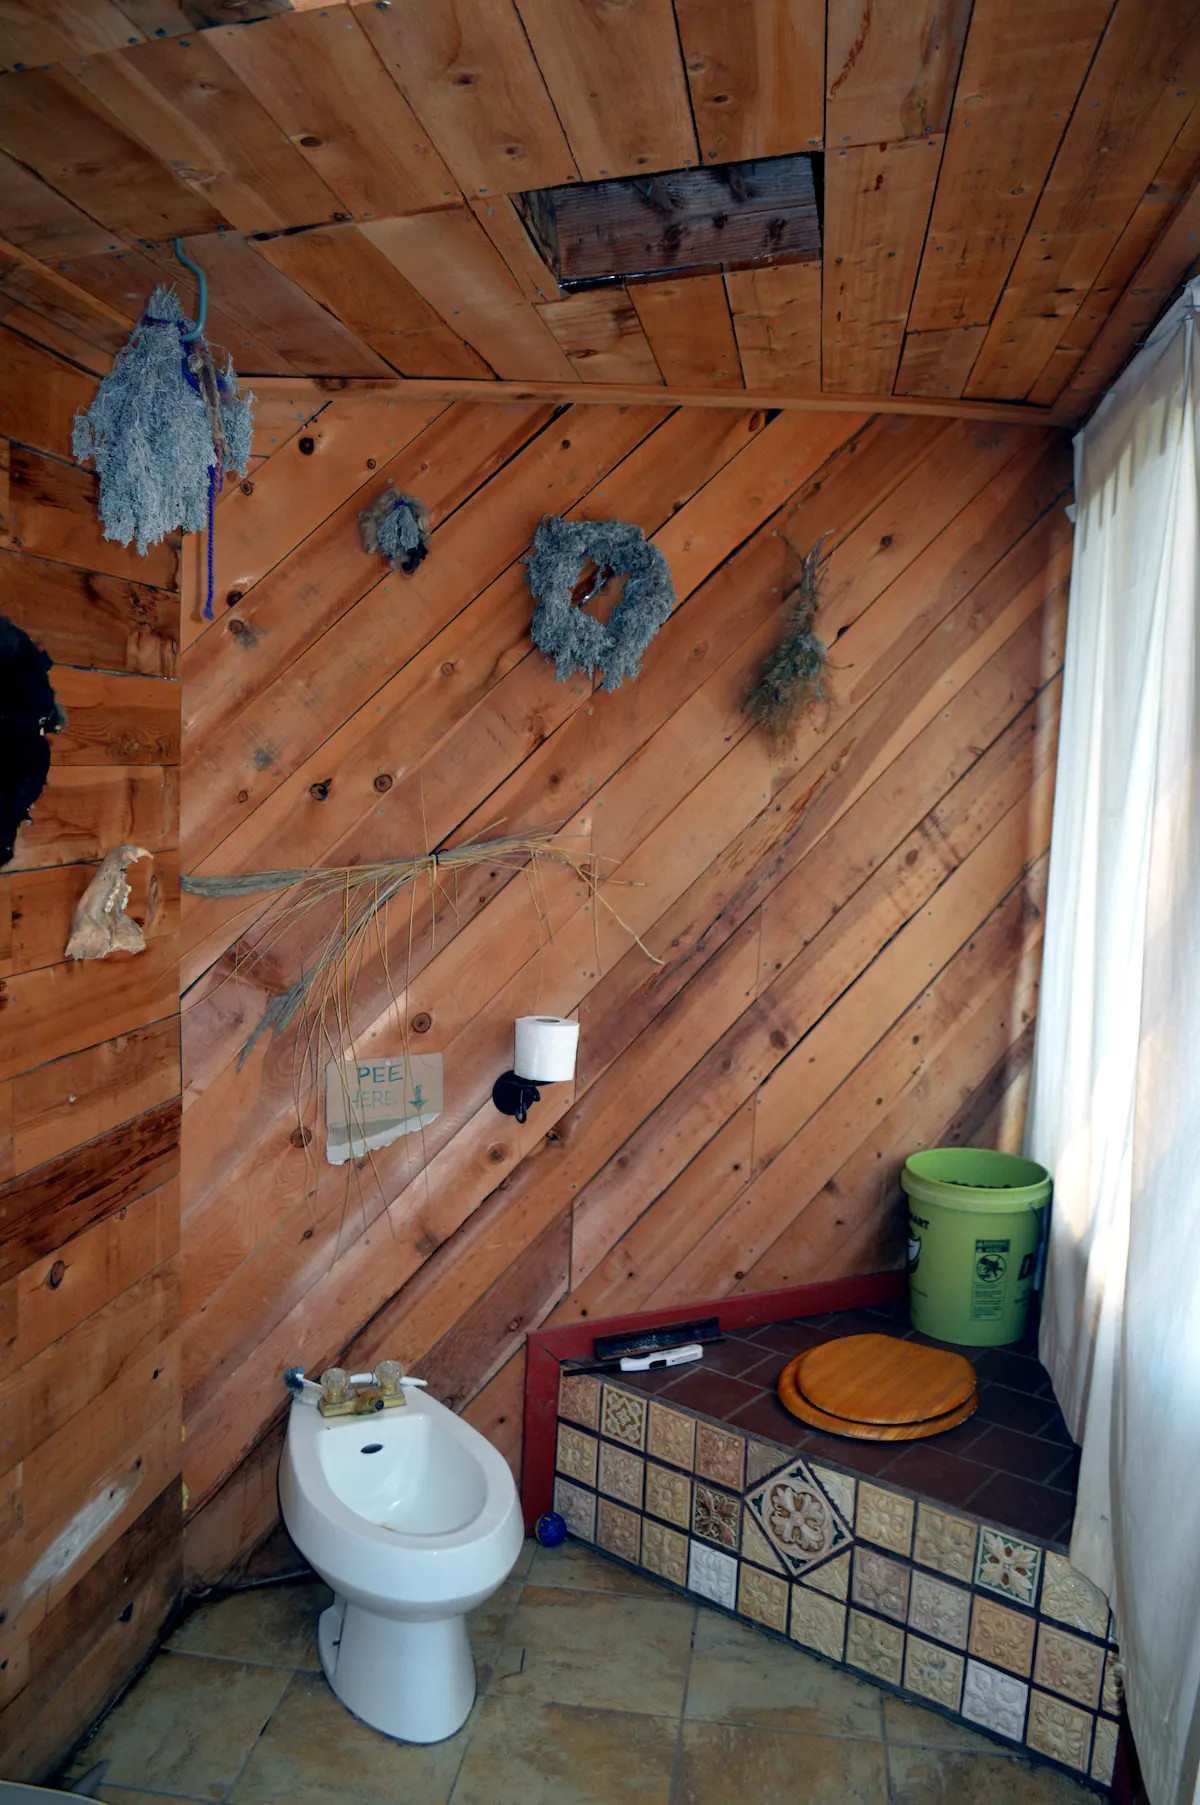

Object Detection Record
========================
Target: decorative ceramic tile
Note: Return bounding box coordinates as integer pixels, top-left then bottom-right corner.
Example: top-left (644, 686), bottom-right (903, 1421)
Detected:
top-left (801, 1551), bottom-right (850, 1601)
top-left (597, 1441), bottom-right (644, 1508)
top-left (968, 1597), bottom-right (1035, 1677)
top-left (695, 1422), bottom-right (745, 1491)
top-left (907, 1570), bottom-right (970, 1649)
top-left (811, 1462), bottom-right (856, 1522)
top-left (974, 1527), bottom-right (1042, 1606)
top-left (647, 1402), bottom-right (696, 1470)
top-left (740, 1510), bottom-right (785, 1574)
top-left (559, 1370), bottom-right (600, 1430)
top-left (746, 1438), bottom-right (789, 1485)
top-left (692, 1482), bottom-right (740, 1550)
top-left (1102, 1650), bottom-right (1123, 1717)
top-left (745, 1458), bottom-right (853, 1577)
top-left (642, 1519), bottom-right (689, 1588)
top-left (645, 1462), bottom-right (691, 1529)
top-left (595, 1497), bottom-right (641, 1563)
top-left (914, 1503), bottom-right (977, 1581)
top-left (856, 1482), bottom-right (914, 1556)
top-left (851, 1547), bottom-right (911, 1624)
top-left (961, 1658), bottom-right (1028, 1742)
top-left (1033, 1623), bottom-right (1104, 1708)
top-left (553, 1477), bottom-right (596, 1541)
top-left (790, 1588), bottom-right (846, 1661)
top-left (1091, 1714), bottom-right (1118, 1786)
top-left (737, 1563), bottom-right (789, 1633)
top-left (845, 1609), bottom-right (904, 1685)
top-left (601, 1385), bottom-right (647, 1450)
top-left (556, 1423), bottom-right (598, 1487)
top-left (904, 1633), bottom-right (964, 1712)
top-left (1026, 1688), bottom-right (1093, 1772)
top-left (688, 1540), bottom-right (737, 1610)
top-left (1040, 1550), bottom-right (1108, 1637)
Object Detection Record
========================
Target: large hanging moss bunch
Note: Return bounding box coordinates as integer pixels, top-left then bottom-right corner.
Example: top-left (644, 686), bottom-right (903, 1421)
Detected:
top-left (72, 286), bottom-right (253, 555)
top-left (526, 515), bottom-right (675, 692)
top-left (744, 538), bottom-right (830, 745)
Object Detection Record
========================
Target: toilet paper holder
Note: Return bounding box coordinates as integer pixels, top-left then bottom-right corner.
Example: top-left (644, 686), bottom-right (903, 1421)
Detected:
top-left (492, 1015), bottom-right (579, 1124)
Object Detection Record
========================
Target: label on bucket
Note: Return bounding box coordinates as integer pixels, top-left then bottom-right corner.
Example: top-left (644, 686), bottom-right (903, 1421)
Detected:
top-left (971, 1237), bottom-right (1011, 1320)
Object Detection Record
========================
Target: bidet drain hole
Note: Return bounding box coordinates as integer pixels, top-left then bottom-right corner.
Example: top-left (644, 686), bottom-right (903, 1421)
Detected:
top-left (361, 1442), bottom-right (383, 1454)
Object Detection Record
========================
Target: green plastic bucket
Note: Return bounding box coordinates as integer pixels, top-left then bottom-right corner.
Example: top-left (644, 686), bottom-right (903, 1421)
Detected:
top-left (901, 1148), bottom-right (1051, 1347)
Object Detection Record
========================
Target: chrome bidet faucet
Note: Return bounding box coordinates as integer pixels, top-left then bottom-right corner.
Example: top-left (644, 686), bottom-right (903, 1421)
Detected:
top-left (282, 1360), bottom-right (428, 1418)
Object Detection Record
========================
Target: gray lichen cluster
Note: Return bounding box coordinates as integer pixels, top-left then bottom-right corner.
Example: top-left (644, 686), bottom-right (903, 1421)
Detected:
top-left (72, 286), bottom-right (253, 555)
top-left (526, 515), bottom-right (675, 692)
top-left (359, 486), bottom-right (430, 574)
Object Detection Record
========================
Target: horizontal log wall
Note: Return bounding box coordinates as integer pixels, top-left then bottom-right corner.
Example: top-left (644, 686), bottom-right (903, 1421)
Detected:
top-left (179, 394), bottom-right (1070, 1579)
top-left (0, 331), bottom-right (182, 1778)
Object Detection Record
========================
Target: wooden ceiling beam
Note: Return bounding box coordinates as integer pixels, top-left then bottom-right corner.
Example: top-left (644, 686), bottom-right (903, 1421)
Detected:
top-left (244, 373), bottom-right (1069, 427)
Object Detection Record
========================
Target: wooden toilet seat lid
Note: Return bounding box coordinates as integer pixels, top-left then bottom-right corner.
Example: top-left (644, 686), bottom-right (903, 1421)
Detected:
top-left (790, 1333), bottom-right (976, 1426)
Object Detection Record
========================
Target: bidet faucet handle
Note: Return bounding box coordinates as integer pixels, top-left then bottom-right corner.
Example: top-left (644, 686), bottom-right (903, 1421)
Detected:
top-left (375, 1359), bottom-right (404, 1396)
top-left (320, 1366), bottom-right (349, 1406)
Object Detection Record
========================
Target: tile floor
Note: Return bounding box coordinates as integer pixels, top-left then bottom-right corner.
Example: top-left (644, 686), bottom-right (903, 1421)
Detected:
top-left (65, 1538), bottom-right (1099, 1804)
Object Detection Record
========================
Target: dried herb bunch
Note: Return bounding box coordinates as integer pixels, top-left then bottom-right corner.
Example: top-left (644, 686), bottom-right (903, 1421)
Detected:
top-left (744, 537), bottom-right (829, 744)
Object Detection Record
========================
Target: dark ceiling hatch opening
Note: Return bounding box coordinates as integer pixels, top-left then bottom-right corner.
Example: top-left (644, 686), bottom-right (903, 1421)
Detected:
top-left (517, 153), bottom-right (822, 293)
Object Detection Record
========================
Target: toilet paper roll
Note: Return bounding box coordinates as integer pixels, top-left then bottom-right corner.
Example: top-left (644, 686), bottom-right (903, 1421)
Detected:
top-left (514, 1015), bottom-right (579, 1083)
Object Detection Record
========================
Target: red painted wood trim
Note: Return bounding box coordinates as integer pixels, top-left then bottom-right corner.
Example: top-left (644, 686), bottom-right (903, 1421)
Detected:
top-left (520, 1269), bottom-right (905, 1529)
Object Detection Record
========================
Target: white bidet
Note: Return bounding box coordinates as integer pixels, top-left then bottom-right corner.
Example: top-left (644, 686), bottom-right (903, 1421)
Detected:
top-left (280, 1382), bottom-right (523, 1743)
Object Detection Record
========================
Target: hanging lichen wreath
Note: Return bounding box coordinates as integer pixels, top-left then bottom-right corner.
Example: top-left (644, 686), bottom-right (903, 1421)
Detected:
top-left (526, 515), bottom-right (675, 691)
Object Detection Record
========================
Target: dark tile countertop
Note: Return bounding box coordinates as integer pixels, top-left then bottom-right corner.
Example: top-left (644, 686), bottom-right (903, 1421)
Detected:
top-left (572, 1300), bottom-right (1079, 1546)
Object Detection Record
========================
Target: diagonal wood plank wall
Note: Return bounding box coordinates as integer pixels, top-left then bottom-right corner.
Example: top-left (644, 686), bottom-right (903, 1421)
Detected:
top-left (0, 329), bottom-right (182, 1778)
top-left (178, 390), bottom-right (1071, 1578)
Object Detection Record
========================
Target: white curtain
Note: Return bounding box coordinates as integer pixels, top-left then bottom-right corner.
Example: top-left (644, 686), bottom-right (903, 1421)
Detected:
top-left (1026, 278), bottom-right (1200, 1805)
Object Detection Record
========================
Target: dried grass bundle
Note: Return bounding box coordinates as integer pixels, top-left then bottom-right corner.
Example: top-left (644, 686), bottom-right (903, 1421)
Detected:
top-left (744, 537), bottom-right (829, 745)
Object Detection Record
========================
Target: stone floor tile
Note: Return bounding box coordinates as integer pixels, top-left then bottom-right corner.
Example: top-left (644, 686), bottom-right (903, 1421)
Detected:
top-left (70, 1651), bottom-right (291, 1799)
top-left (528, 1535), bottom-right (664, 1596)
top-left (230, 1672), bottom-right (465, 1805)
top-left (467, 1574), bottom-right (524, 1653)
top-left (677, 1721), bottom-right (888, 1803)
top-left (167, 1579), bottom-right (331, 1670)
top-left (883, 1695), bottom-right (1013, 1753)
top-left (492, 1583), bottom-right (694, 1717)
top-left (98, 1791), bottom-right (213, 1804)
top-left (449, 1695), bottom-right (676, 1804)
top-left (887, 1744), bottom-right (1096, 1803)
top-left (685, 1609), bottom-right (884, 1738)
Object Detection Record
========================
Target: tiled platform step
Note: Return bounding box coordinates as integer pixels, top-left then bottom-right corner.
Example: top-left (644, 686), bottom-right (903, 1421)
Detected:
top-left (553, 1348), bottom-right (1120, 1793)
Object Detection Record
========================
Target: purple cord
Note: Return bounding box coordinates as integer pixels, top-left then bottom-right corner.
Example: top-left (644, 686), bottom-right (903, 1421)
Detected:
top-left (202, 460), bottom-right (217, 620)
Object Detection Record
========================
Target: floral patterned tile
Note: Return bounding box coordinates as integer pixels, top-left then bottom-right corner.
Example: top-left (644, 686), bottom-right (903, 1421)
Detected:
top-left (647, 1402), bottom-right (696, 1471)
top-left (913, 1503), bottom-right (977, 1581)
top-left (1040, 1550), bottom-right (1108, 1638)
top-left (1026, 1688), bottom-right (1093, 1772)
top-left (790, 1588), bottom-right (846, 1662)
top-left (556, 1423), bottom-right (598, 1488)
top-left (974, 1526), bottom-right (1042, 1606)
top-left (1033, 1623), bottom-right (1104, 1709)
top-left (597, 1441), bottom-right (644, 1508)
top-left (645, 1462), bottom-right (691, 1529)
top-left (907, 1570), bottom-right (970, 1649)
top-left (745, 1438), bottom-right (790, 1486)
top-left (903, 1633), bottom-right (964, 1713)
top-left (845, 1609), bottom-right (903, 1686)
top-left (559, 1371), bottom-right (600, 1430)
top-left (688, 1540), bottom-right (737, 1610)
top-left (595, 1497), bottom-right (642, 1564)
top-left (856, 1482), bottom-right (914, 1556)
top-left (601, 1385), bottom-right (647, 1450)
top-left (961, 1658), bottom-right (1027, 1742)
top-left (693, 1482), bottom-right (740, 1550)
top-left (800, 1551), bottom-right (850, 1601)
top-left (1101, 1650), bottom-right (1122, 1717)
top-left (737, 1563), bottom-right (789, 1634)
top-left (695, 1422), bottom-right (745, 1491)
top-left (642, 1519), bottom-right (689, 1588)
top-left (745, 1458), bottom-right (853, 1577)
top-left (810, 1462), bottom-right (856, 1523)
top-left (851, 1547), bottom-right (911, 1624)
top-left (554, 1477), bottom-right (596, 1541)
top-left (967, 1596), bottom-right (1036, 1677)
top-left (1091, 1714), bottom-right (1118, 1785)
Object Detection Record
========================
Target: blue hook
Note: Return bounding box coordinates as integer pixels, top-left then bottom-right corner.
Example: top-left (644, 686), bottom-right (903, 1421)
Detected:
top-left (172, 237), bottom-right (207, 342)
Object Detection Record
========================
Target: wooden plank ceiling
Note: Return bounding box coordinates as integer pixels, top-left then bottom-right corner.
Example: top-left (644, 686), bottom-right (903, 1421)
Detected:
top-left (0, 0), bottom-right (1198, 420)
top-left (175, 384), bottom-right (1068, 1562)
